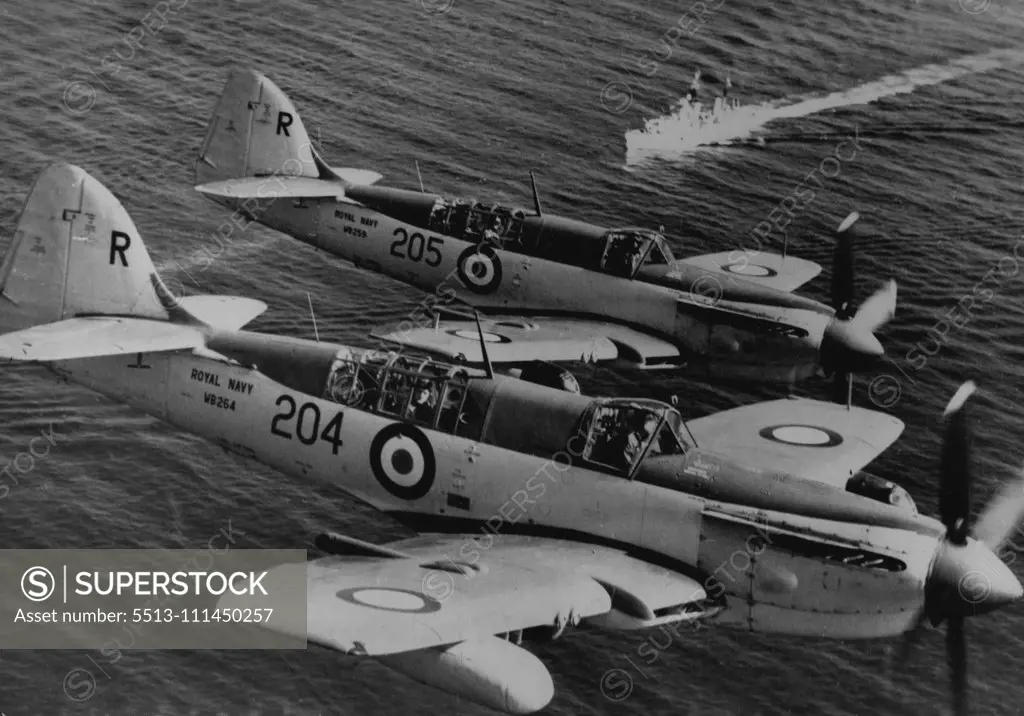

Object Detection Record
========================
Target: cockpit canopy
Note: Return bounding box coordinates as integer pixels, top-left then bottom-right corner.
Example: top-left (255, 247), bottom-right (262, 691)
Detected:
top-left (599, 228), bottom-right (675, 278)
top-left (578, 398), bottom-right (691, 476)
top-left (323, 348), bottom-right (480, 433)
top-left (322, 350), bottom-right (689, 477)
top-left (425, 196), bottom-right (674, 278)
top-left (427, 197), bottom-right (527, 246)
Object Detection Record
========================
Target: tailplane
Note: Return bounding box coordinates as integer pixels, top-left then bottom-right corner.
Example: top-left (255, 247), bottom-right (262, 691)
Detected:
top-left (0, 163), bottom-right (264, 361)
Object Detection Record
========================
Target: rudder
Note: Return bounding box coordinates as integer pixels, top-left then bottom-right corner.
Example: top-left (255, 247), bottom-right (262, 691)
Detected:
top-left (195, 69), bottom-right (321, 185)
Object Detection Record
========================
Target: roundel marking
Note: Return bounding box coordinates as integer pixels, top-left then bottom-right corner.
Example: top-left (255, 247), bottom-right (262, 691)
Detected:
top-left (759, 424), bottom-right (844, 448)
top-left (457, 244), bottom-right (503, 294)
top-left (722, 262), bottom-right (778, 278)
top-left (336, 587), bottom-right (442, 613)
top-left (447, 328), bottom-right (511, 343)
top-left (370, 423), bottom-right (436, 500)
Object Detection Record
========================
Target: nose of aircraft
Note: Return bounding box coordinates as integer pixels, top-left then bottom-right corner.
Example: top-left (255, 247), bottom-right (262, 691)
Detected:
top-left (819, 316), bottom-right (885, 373)
top-left (929, 538), bottom-right (1024, 618)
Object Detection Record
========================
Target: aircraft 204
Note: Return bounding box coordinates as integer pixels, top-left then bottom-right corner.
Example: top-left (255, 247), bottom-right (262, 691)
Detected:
top-left (193, 69), bottom-right (898, 386)
top-left (1, 164), bottom-right (1019, 716)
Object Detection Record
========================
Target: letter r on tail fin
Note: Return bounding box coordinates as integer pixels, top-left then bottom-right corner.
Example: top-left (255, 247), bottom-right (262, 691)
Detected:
top-left (0, 163), bottom-right (174, 333)
top-left (195, 68), bottom-right (323, 186)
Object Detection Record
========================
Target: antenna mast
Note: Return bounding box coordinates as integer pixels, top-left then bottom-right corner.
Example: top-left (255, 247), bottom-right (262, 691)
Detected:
top-left (530, 171), bottom-right (543, 217)
top-left (306, 292), bottom-right (320, 342)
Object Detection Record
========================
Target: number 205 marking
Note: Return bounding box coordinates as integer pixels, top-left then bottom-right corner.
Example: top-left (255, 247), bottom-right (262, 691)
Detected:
top-left (390, 228), bottom-right (443, 267)
top-left (270, 395), bottom-right (344, 454)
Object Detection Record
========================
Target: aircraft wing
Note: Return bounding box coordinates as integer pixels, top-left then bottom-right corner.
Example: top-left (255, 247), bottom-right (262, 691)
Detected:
top-left (195, 169), bottom-right (379, 203)
top-left (0, 317), bottom-right (206, 361)
top-left (371, 318), bottom-right (680, 368)
top-left (217, 534), bottom-right (708, 655)
top-left (194, 176), bottom-right (346, 201)
top-left (679, 251), bottom-right (822, 293)
top-left (687, 397), bottom-right (905, 488)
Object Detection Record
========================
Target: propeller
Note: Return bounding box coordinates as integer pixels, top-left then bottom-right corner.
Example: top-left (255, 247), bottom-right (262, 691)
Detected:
top-left (895, 381), bottom-right (1024, 716)
top-left (819, 212), bottom-right (898, 402)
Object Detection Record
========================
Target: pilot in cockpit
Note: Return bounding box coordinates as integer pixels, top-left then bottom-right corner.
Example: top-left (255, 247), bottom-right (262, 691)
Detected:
top-left (606, 234), bottom-right (644, 277)
top-left (483, 217), bottom-right (504, 248)
top-left (408, 379), bottom-right (439, 424)
top-left (325, 358), bottom-right (362, 406)
top-left (623, 411), bottom-right (660, 466)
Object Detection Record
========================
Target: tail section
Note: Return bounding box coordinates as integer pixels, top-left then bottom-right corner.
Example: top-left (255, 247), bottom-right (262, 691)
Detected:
top-left (193, 69), bottom-right (382, 200)
top-left (194, 69), bottom-right (322, 185)
top-left (0, 163), bottom-right (262, 362)
top-left (0, 163), bottom-right (174, 332)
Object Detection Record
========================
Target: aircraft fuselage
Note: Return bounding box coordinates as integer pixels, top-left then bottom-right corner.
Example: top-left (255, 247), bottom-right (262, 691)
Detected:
top-left (211, 190), bottom-right (831, 382)
top-left (45, 337), bottom-right (938, 640)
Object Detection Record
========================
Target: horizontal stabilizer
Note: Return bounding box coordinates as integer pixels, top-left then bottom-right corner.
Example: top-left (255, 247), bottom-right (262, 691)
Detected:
top-left (177, 296), bottom-right (267, 331)
top-left (0, 317), bottom-right (206, 361)
top-left (194, 176), bottom-right (345, 201)
top-left (371, 318), bottom-right (680, 367)
top-left (679, 252), bottom-right (822, 293)
top-left (329, 167), bottom-right (383, 186)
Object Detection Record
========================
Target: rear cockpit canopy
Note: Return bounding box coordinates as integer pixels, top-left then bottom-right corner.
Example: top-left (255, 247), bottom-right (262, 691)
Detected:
top-left (323, 349), bottom-right (484, 433)
top-left (427, 197), bottom-right (527, 246)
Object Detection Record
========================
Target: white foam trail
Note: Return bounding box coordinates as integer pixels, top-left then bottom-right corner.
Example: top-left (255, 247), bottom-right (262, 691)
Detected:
top-left (625, 48), bottom-right (1024, 164)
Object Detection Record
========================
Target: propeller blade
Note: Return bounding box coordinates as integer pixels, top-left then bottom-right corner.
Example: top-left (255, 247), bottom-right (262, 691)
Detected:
top-left (831, 212), bottom-right (858, 317)
top-left (894, 609), bottom-right (928, 665)
top-left (972, 466), bottom-right (1024, 552)
top-left (947, 615), bottom-right (967, 716)
top-left (852, 280), bottom-right (897, 334)
top-left (940, 382), bottom-right (976, 543)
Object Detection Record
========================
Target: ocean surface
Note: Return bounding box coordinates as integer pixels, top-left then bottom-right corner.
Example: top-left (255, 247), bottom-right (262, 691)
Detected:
top-left (2, 0), bottom-right (1024, 713)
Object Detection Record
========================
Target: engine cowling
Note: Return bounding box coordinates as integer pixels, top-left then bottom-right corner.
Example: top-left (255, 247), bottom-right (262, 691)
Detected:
top-left (377, 636), bottom-right (553, 715)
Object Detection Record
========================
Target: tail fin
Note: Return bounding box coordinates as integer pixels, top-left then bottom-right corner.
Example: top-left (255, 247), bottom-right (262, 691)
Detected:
top-left (194, 69), bottom-right (324, 185)
top-left (0, 164), bottom-right (252, 361)
top-left (0, 163), bottom-right (175, 331)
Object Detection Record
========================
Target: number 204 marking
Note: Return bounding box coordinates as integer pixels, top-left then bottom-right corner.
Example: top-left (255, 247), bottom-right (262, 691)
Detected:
top-left (390, 228), bottom-right (443, 267)
top-left (270, 395), bottom-right (344, 454)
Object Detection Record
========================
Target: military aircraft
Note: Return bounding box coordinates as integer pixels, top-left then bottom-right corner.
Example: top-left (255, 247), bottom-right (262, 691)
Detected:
top-left (0, 164), bottom-right (1019, 716)
top-left (193, 69), bottom-right (897, 387)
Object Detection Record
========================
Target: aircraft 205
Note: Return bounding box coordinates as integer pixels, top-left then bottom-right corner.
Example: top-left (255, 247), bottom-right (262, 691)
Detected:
top-left (193, 69), bottom-right (898, 387)
top-left (0, 163), bottom-right (1019, 716)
